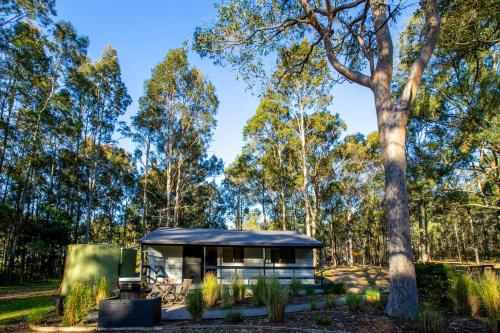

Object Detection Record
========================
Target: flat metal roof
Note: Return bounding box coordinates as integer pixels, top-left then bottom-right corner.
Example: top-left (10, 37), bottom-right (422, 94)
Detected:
top-left (139, 228), bottom-right (323, 248)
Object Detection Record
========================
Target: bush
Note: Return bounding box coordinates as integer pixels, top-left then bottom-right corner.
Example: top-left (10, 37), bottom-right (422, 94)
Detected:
top-left (290, 276), bottom-right (302, 297)
top-left (415, 263), bottom-right (455, 309)
top-left (220, 284), bottom-right (233, 309)
top-left (476, 272), bottom-right (500, 321)
top-left (417, 309), bottom-right (446, 333)
top-left (327, 283), bottom-right (347, 295)
top-left (186, 290), bottom-right (204, 323)
top-left (346, 292), bottom-right (364, 312)
top-left (325, 295), bottom-right (336, 308)
top-left (225, 310), bottom-right (243, 323)
top-left (94, 277), bottom-right (109, 307)
top-left (450, 273), bottom-right (477, 315)
top-left (232, 276), bottom-right (246, 303)
top-left (250, 275), bottom-right (267, 306)
top-left (310, 296), bottom-right (318, 310)
top-left (202, 272), bottom-right (220, 308)
top-left (265, 278), bottom-right (288, 322)
top-left (365, 288), bottom-right (382, 309)
top-left (314, 314), bottom-right (332, 326)
top-left (27, 308), bottom-right (49, 325)
top-left (63, 282), bottom-right (94, 326)
top-left (305, 286), bottom-right (314, 295)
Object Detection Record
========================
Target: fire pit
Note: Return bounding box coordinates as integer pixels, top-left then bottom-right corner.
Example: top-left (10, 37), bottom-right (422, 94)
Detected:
top-left (98, 277), bottom-right (161, 328)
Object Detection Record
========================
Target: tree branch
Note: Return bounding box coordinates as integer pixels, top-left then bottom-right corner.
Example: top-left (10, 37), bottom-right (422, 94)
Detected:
top-left (399, 0), bottom-right (441, 112)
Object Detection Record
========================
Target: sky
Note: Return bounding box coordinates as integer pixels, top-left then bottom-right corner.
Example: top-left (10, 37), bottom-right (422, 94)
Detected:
top-left (56, 0), bottom-right (377, 166)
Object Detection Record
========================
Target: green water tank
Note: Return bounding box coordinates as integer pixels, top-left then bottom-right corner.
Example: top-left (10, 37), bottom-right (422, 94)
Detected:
top-left (60, 244), bottom-right (137, 296)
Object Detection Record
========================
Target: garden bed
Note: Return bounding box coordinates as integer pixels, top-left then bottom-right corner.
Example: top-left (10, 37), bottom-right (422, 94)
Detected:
top-left (163, 306), bottom-right (488, 333)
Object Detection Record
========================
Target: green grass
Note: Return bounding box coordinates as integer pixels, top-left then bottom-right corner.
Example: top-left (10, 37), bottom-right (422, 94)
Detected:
top-left (0, 280), bottom-right (59, 298)
top-left (0, 296), bottom-right (54, 326)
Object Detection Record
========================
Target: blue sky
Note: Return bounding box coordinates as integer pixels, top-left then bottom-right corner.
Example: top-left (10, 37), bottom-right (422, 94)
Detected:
top-left (56, 0), bottom-right (377, 166)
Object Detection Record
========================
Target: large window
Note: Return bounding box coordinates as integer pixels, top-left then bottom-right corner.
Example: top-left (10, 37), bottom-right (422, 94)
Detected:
top-left (268, 247), bottom-right (295, 264)
top-left (223, 247), bottom-right (244, 263)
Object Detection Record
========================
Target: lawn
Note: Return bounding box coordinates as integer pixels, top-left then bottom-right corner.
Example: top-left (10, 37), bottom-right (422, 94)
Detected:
top-left (0, 280), bottom-right (59, 326)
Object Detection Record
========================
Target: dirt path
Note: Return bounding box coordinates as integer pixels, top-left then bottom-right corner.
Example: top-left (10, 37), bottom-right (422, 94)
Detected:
top-left (322, 266), bottom-right (389, 292)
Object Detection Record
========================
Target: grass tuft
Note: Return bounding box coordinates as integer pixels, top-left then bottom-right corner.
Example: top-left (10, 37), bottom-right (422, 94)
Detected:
top-left (186, 290), bottom-right (204, 323)
top-left (232, 275), bottom-right (246, 303)
top-left (219, 284), bottom-right (233, 309)
top-left (250, 275), bottom-right (267, 306)
top-left (325, 294), bottom-right (336, 308)
top-left (202, 272), bottom-right (220, 308)
top-left (314, 314), bottom-right (332, 326)
top-left (290, 276), bottom-right (302, 297)
top-left (225, 310), bottom-right (243, 323)
top-left (345, 292), bottom-right (364, 312)
top-left (63, 282), bottom-right (94, 326)
top-left (26, 308), bottom-right (50, 325)
top-left (417, 309), bottom-right (446, 333)
top-left (94, 277), bottom-right (109, 307)
top-left (265, 278), bottom-right (288, 322)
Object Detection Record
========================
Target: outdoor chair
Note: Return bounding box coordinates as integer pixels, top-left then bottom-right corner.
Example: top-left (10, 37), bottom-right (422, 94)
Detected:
top-left (168, 278), bottom-right (192, 305)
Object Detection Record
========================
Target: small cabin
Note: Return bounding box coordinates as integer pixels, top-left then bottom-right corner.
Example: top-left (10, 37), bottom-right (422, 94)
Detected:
top-left (139, 227), bottom-right (323, 285)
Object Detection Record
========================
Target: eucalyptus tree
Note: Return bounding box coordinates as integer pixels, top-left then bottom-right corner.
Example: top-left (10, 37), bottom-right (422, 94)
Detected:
top-left (133, 47), bottom-right (220, 229)
top-left (194, 0), bottom-right (441, 318)
top-left (80, 46), bottom-right (131, 243)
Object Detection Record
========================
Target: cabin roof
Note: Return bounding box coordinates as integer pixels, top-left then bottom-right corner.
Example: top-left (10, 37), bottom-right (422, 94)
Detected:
top-left (139, 227), bottom-right (323, 248)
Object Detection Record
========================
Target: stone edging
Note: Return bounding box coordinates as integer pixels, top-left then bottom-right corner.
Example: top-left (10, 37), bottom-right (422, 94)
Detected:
top-left (29, 324), bottom-right (97, 332)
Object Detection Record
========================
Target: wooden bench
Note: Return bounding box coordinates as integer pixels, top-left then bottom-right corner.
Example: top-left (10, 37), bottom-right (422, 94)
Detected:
top-left (466, 264), bottom-right (495, 276)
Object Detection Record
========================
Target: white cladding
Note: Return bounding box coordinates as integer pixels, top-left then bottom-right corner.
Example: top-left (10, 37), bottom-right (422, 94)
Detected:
top-left (145, 245), bottom-right (315, 285)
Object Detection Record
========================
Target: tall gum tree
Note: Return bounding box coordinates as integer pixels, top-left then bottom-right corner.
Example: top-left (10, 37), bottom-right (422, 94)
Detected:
top-left (194, 0), bottom-right (441, 319)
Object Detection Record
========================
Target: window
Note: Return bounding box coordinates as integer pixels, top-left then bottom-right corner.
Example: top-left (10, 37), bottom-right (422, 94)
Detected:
top-left (269, 247), bottom-right (295, 264)
top-left (223, 247), bottom-right (244, 263)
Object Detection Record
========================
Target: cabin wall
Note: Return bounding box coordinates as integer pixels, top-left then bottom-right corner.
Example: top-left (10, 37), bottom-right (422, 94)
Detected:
top-left (145, 245), bottom-right (183, 284)
top-left (143, 245), bottom-right (316, 285)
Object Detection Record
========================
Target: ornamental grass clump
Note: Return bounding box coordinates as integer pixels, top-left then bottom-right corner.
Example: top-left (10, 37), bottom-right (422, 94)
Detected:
top-left (314, 314), bottom-right (332, 326)
top-left (476, 272), bottom-right (500, 322)
top-left (225, 310), bottom-right (243, 323)
top-left (365, 287), bottom-right (382, 309)
top-left (94, 277), bottom-right (109, 307)
top-left (417, 309), bottom-right (446, 333)
top-left (325, 294), bottom-right (336, 308)
top-left (290, 276), bottom-right (302, 297)
top-left (63, 282), bottom-right (94, 326)
top-left (232, 275), bottom-right (246, 303)
top-left (250, 275), bottom-right (267, 306)
top-left (345, 292), bottom-right (364, 312)
top-left (265, 278), bottom-right (288, 322)
top-left (310, 296), bottom-right (318, 310)
top-left (202, 272), bottom-right (220, 308)
top-left (186, 290), bottom-right (204, 323)
top-left (220, 284), bottom-right (233, 309)
top-left (450, 273), bottom-right (478, 316)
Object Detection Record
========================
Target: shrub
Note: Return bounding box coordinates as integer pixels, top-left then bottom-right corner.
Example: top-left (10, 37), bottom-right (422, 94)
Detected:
top-left (417, 309), bottom-right (446, 333)
top-left (225, 310), bottom-right (243, 323)
top-left (415, 263), bottom-right (455, 308)
top-left (314, 314), bottom-right (332, 326)
top-left (63, 282), bottom-right (94, 326)
top-left (290, 276), bottom-right (302, 297)
top-left (250, 275), bottom-right (267, 306)
top-left (327, 283), bottom-right (347, 295)
top-left (220, 284), bottom-right (233, 309)
top-left (476, 272), bottom-right (500, 321)
top-left (325, 295), bottom-right (336, 308)
top-left (202, 272), bottom-right (220, 308)
top-left (449, 273), bottom-right (478, 315)
top-left (232, 276), bottom-right (246, 303)
top-left (27, 308), bottom-right (49, 325)
top-left (94, 277), bottom-right (109, 307)
top-left (305, 286), bottom-right (314, 295)
top-left (365, 288), bottom-right (382, 309)
top-left (346, 292), bottom-right (364, 312)
top-left (186, 290), bottom-right (204, 323)
top-left (310, 296), bottom-right (318, 310)
top-left (265, 278), bottom-right (288, 322)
